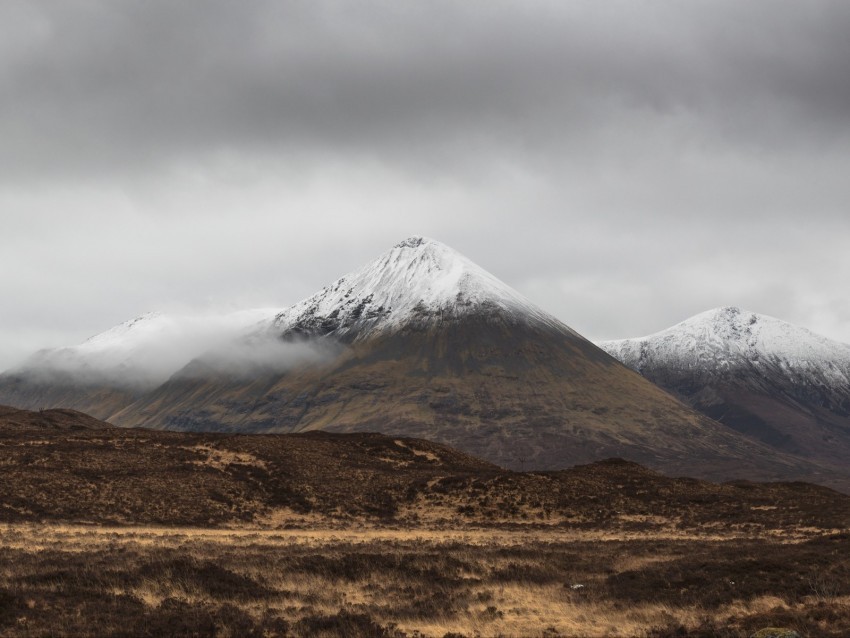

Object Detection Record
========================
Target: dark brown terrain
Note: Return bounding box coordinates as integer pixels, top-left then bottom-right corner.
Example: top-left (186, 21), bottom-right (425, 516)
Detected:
top-left (1, 406), bottom-right (849, 636)
top-left (3, 404), bottom-right (849, 530)
top-left (624, 364), bottom-right (850, 476)
top-left (0, 369), bottom-right (143, 422)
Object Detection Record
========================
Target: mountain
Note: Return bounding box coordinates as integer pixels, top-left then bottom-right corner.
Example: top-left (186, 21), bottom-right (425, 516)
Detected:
top-left (0, 308), bottom-right (280, 419)
top-left (106, 238), bottom-right (842, 487)
top-left (599, 306), bottom-right (850, 470)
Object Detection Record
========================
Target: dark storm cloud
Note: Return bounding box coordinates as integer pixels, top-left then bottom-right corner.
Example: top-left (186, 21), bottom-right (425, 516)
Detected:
top-left (2, 0), bottom-right (850, 369)
top-left (2, 0), bottom-right (850, 181)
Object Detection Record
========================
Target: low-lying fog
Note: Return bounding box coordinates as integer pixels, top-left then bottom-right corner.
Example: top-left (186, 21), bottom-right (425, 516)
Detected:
top-left (7, 310), bottom-right (339, 389)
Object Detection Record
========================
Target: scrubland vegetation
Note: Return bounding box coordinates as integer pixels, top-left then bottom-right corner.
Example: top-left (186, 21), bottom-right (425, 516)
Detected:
top-left (1, 408), bottom-right (848, 636)
top-left (1, 525), bottom-right (848, 637)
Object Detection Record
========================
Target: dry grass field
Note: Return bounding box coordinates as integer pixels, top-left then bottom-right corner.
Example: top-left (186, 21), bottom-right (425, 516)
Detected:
top-left (1, 524), bottom-right (848, 637)
top-left (1, 407), bottom-right (849, 636)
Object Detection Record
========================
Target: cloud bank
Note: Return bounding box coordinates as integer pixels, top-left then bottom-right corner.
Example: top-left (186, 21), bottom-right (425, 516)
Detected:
top-left (14, 310), bottom-right (338, 388)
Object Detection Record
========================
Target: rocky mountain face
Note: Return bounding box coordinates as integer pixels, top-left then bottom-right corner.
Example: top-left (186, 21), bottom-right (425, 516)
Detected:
top-left (599, 306), bottom-right (850, 471)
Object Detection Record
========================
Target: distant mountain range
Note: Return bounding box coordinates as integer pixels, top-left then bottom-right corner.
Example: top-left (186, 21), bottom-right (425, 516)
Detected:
top-left (599, 306), bottom-right (850, 473)
top-left (1, 238), bottom-right (847, 489)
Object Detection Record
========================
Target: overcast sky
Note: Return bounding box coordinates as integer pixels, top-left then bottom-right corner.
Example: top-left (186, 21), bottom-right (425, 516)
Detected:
top-left (2, 0), bottom-right (849, 370)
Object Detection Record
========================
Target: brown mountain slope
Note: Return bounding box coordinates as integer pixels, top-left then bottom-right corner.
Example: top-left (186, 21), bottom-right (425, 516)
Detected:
top-left (2, 405), bottom-right (850, 531)
top-left (599, 307), bottom-right (850, 474)
top-left (109, 312), bottom-right (847, 490)
top-left (0, 371), bottom-right (139, 420)
top-left (658, 380), bottom-right (850, 470)
top-left (0, 404), bottom-right (113, 431)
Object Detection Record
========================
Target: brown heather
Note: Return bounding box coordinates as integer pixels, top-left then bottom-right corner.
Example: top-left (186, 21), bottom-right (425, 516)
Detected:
top-left (1, 406), bottom-right (849, 637)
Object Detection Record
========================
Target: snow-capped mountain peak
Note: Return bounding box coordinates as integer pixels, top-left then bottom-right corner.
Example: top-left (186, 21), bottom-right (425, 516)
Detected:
top-left (599, 306), bottom-right (850, 382)
top-left (270, 236), bottom-right (566, 339)
top-left (598, 307), bottom-right (850, 466)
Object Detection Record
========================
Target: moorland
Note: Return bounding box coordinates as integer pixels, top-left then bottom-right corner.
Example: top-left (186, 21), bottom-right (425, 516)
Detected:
top-left (1, 406), bottom-right (849, 637)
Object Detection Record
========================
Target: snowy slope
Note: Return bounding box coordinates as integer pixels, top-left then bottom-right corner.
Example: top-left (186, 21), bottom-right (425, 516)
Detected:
top-left (268, 236), bottom-right (569, 340)
top-left (598, 306), bottom-right (850, 462)
top-left (599, 306), bottom-right (850, 387)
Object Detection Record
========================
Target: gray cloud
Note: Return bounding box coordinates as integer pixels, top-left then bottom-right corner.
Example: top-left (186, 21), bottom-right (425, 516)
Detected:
top-left (1, 1), bottom-right (849, 369)
top-left (2, 1), bottom-right (850, 180)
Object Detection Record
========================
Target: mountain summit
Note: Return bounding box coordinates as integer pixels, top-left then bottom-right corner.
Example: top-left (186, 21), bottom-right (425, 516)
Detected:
top-left (103, 241), bottom-right (834, 486)
top-left (599, 307), bottom-right (850, 469)
top-left (268, 236), bottom-right (564, 341)
top-left (601, 306), bottom-right (850, 377)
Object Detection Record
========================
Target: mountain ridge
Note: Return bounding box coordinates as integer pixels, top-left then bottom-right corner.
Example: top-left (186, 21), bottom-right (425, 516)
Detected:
top-left (103, 243), bottom-right (847, 489)
top-left (600, 306), bottom-right (850, 378)
top-left (4, 404), bottom-right (849, 528)
top-left (599, 306), bottom-right (850, 469)
top-left (2, 242), bottom-right (848, 489)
